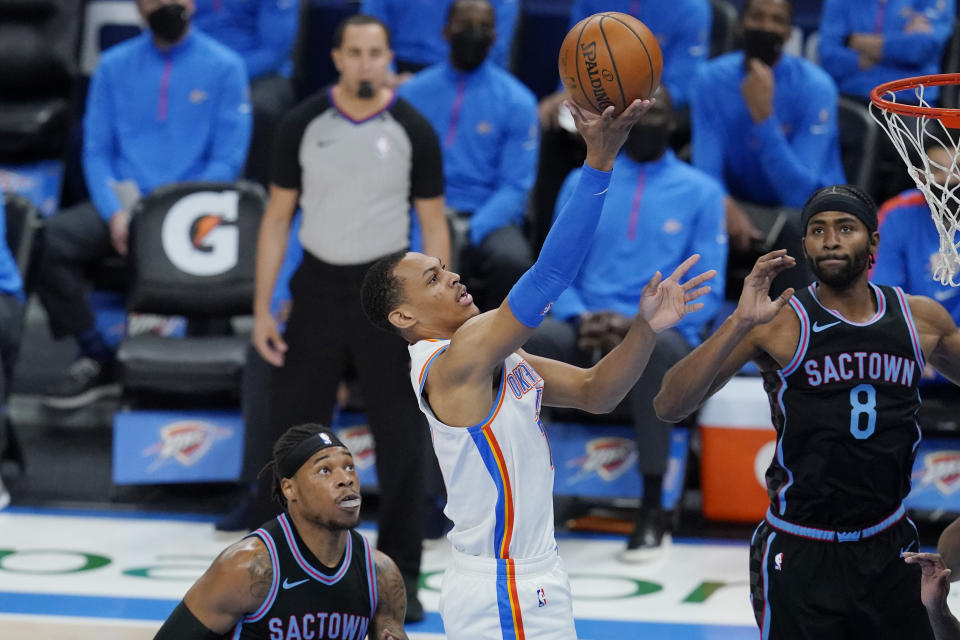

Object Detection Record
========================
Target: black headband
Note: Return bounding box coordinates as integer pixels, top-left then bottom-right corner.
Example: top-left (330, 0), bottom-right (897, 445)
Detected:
top-left (278, 430), bottom-right (347, 478)
top-left (801, 186), bottom-right (878, 233)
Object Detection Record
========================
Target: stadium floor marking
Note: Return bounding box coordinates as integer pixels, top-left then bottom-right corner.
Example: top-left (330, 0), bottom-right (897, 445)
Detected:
top-left (0, 507), bottom-right (946, 638)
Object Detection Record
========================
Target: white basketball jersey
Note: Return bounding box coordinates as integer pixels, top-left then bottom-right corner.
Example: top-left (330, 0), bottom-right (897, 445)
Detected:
top-left (409, 339), bottom-right (558, 560)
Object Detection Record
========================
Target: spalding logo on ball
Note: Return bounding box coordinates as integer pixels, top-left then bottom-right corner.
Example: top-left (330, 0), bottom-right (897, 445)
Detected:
top-left (559, 12), bottom-right (663, 115)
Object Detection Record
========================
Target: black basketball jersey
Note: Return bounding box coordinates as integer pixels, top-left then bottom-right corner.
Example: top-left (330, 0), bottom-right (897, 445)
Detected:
top-left (760, 283), bottom-right (925, 528)
top-left (231, 514), bottom-right (377, 640)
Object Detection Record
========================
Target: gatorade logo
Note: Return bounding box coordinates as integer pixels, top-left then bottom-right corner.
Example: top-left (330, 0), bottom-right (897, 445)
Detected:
top-left (161, 191), bottom-right (239, 276)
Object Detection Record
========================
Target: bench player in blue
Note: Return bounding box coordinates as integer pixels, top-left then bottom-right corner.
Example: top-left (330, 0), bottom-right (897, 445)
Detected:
top-left (655, 184), bottom-right (960, 639)
top-left (154, 424), bottom-right (407, 639)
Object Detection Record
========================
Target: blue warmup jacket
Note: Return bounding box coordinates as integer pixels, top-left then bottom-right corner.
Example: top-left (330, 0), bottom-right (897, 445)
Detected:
top-left (400, 60), bottom-right (539, 245)
top-left (193, 0), bottom-right (299, 79)
top-left (818, 0), bottom-right (953, 102)
top-left (360, 0), bottom-right (519, 69)
top-left (550, 150), bottom-right (728, 346)
top-left (0, 197), bottom-right (23, 297)
top-left (568, 0), bottom-right (710, 109)
top-left (84, 30), bottom-right (252, 222)
top-left (691, 52), bottom-right (846, 208)
top-left (874, 189), bottom-right (960, 319)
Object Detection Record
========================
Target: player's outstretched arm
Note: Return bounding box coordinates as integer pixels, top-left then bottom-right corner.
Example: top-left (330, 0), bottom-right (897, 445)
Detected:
top-left (910, 295), bottom-right (960, 386)
top-left (369, 550), bottom-right (409, 640)
top-left (903, 552), bottom-right (960, 640)
top-left (154, 537), bottom-right (270, 639)
top-left (521, 254), bottom-right (715, 413)
top-left (654, 250), bottom-right (796, 423)
top-left (436, 99), bottom-right (653, 386)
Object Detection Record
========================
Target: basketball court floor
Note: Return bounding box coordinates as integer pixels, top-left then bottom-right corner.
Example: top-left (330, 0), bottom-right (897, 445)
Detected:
top-left (0, 506), bottom-right (761, 639)
top-left (2, 506), bottom-right (949, 639)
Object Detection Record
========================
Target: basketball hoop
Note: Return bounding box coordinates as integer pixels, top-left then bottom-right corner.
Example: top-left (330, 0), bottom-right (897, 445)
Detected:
top-left (870, 73), bottom-right (960, 286)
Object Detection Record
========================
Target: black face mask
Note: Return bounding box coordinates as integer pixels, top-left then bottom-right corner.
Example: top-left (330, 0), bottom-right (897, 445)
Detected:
top-left (357, 80), bottom-right (375, 99)
top-left (624, 123), bottom-right (671, 163)
top-left (449, 28), bottom-right (494, 71)
top-left (743, 28), bottom-right (785, 67)
top-left (147, 4), bottom-right (189, 44)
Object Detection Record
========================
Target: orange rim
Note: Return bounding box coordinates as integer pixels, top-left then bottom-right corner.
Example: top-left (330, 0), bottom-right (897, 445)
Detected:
top-left (870, 73), bottom-right (960, 128)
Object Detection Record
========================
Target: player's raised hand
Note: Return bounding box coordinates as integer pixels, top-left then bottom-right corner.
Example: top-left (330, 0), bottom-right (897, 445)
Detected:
top-left (735, 249), bottom-right (796, 327)
top-left (638, 254), bottom-right (716, 333)
top-left (567, 98), bottom-right (655, 171)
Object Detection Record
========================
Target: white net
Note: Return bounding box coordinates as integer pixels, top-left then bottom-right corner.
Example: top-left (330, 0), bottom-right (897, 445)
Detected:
top-left (870, 83), bottom-right (960, 286)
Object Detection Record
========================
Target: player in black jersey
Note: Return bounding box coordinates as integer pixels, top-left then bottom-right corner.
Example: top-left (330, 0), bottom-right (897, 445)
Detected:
top-left (655, 184), bottom-right (960, 639)
top-left (154, 424), bottom-right (408, 640)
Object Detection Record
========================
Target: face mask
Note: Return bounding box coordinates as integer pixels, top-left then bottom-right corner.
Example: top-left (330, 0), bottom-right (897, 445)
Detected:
top-left (743, 28), bottom-right (784, 67)
top-left (449, 28), bottom-right (494, 71)
top-left (357, 80), bottom-right (375, 99)
top-left (624, 123), bottom-right (671, 163)
top-left (147, 4), bottom-right (189, 44)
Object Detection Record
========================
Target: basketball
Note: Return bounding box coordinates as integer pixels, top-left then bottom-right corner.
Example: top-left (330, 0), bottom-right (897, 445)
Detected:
top-left (558, 12), bottom-right (663, 116)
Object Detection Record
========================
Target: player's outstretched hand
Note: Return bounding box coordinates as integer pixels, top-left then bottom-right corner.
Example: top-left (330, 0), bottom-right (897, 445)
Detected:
top-left (904, 552), bottom-right (953, 613)
top-left (638, 254), bottom-right (716, 333)
top-left (735, 249), bottom-right (796, 327)
top-left (567, 98), bottom-right (654, 171)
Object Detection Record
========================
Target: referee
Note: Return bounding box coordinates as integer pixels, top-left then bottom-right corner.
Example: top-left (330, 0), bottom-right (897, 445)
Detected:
top-left (249, 14), bottom-right (450, 621)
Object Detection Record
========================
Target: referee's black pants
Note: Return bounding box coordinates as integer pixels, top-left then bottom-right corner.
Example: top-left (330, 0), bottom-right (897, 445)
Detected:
top-left (250, 251), bottom-right (427, 582)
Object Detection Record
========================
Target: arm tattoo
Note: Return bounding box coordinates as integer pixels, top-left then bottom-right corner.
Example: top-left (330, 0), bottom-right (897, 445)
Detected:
top-left (372, 552), bottom-right (409, 640)
top-left (248, 550), bottom-right (273, 600)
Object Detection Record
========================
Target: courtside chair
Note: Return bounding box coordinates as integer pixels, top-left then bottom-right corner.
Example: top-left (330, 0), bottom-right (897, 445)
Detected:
top-left (837, 96), bottom-right (879, 196)
top-left (116, 181), bottom-right (266, 398)
top-left (2, 192), bottom-right (43, 471)
top-left (708, 0), bottom-right (739, 58)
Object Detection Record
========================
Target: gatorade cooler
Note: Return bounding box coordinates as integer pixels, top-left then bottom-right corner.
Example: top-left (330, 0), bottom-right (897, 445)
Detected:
top-left (699, 376), bottom-right (776, 522)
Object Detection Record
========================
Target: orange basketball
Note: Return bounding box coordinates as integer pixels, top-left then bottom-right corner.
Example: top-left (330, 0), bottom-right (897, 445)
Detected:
top-left (558, 12), bottom-right (663, 116)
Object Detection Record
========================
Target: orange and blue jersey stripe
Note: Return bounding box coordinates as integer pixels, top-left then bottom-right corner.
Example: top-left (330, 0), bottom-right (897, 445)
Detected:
top-left (418, 343), bottom-right (449, 393)
top-left (467, 368), bottom-right (525, 639)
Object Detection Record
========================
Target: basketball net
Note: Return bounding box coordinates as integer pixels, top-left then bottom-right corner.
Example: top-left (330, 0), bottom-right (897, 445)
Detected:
top-left (870, 83), bottom-right (960, 286)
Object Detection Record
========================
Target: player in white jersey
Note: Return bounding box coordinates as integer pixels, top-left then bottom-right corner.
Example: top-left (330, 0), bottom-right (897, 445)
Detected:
top-left (361, 97), bottom-right (716, 639)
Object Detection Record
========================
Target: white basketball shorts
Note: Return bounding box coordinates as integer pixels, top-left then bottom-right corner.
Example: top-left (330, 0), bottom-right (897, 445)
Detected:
top-left (439, 547), bottom-right (577, 640)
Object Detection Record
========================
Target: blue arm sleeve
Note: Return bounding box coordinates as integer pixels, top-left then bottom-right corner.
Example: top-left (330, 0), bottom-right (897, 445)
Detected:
top-left (82, 64), bottom-right (123, 223)
top-left (753, 78), bottom-right (843, 208)
top-left (872, 212), bottom-right (909, 287)
top-left (661, 0), bottom-right (710, 109)
top-left (242, 0), bottom-right (299, 78)
top-left (545, 170), bottom-right (589, 321)
top-left (817, 0), bottom-right (861, 84)
top-left (468, 95), bottom-right (540, 245)
top-left (195, 60), bottom-right (253, 182)
top-left (508, 165), bottom-right (611, 327)
top-left (690, 68), bottom-right (726, 184)
top-left (882, 1), bottom-right (953, 66)
top-left (676, 182), bottom-right (727, 345)
top-left (490, 0), bottom-right (520, 68)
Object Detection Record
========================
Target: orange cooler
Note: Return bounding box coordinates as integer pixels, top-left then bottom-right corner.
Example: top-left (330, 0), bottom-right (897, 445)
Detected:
top-left (699, 377), bottom-right (777, 522)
